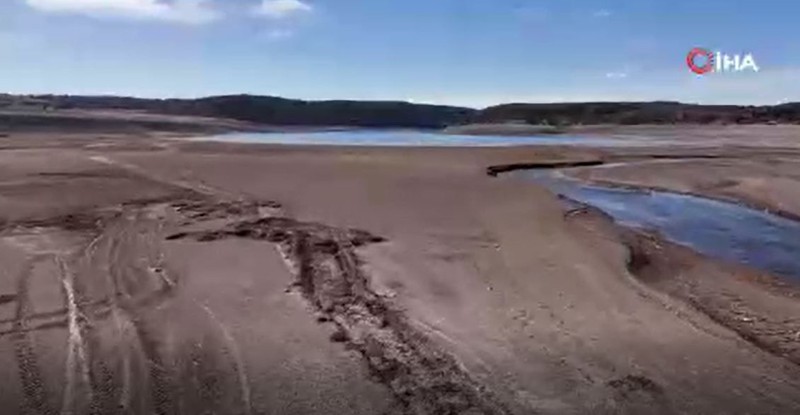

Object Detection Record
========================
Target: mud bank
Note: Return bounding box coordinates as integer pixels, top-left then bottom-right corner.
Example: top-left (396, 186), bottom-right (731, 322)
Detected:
top-left (620, 228), bottom-right (800, 366)
top-left (488, 154), bottom-right (800, 222)
top-left (494, 164), bottom-right (800, 372)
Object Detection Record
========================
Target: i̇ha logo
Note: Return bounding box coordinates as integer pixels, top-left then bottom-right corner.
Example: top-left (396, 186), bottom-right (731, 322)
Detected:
top-left (686, 48), bottom-right (760, 75)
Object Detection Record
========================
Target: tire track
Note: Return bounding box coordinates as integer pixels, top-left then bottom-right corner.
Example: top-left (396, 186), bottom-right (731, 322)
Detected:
top-left (10, 256), bottom-right (56, 415)
top-left (105, 216), bottom-right (176, 415)
top-left (147, 206), bottom-right (252, 415)
top-left (3, 156), bottom-right (270, 414)
top-left (198, 304), bottom-right (252, 415)
top-left (56, 256), bottom-right (94, 415)
top-left (96, 206), bottom-right (250, 415)
top-left (0, 297), bottom-right (111, 329)
top-left (176, 215), bottom-right (513, 415)
top-left (90, 229), bottom-right (140, 414)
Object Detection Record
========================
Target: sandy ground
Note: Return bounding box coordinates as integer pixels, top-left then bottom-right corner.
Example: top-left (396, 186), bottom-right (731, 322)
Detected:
top-left (1, 125), bottom-right (800, 414)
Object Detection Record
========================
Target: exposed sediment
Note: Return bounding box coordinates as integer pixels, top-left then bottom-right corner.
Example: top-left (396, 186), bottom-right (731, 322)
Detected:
top-left (555, 195), bottom-right (800, 369)
top-left (490, 156), bottom-right (800, 372)
top-left (5, 127), bottom-right (800, 414)
top-left (2, 161), bottom-right (515, 414)
top-left (619, 229), bottom-right (800, 367)
top-left (172, 214), bottom-right (513, 415)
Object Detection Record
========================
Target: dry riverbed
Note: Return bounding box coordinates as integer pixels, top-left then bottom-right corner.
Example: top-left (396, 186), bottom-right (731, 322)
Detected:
top-left (0, 125), bottom-right (799, 414)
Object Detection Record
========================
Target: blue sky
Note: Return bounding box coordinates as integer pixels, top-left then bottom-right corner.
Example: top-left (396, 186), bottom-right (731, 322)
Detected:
top-left (1, 0), bottom-right (798, 108)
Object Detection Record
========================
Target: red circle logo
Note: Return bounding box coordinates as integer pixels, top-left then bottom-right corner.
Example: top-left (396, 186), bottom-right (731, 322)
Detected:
top-left (687, 48), bottom-right (714, 75)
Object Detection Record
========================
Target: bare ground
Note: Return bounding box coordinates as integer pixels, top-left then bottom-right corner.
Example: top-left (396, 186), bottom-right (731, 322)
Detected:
top-left (0, 126), bottom-right (800, 414)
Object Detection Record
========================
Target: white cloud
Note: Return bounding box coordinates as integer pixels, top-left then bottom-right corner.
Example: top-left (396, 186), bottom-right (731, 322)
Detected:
top-left (254, 0), bottom-right (312, 19)
top-left (593, 10), bottom-right (612, 18)
top-left (25, 0), bottom-right (220, 24)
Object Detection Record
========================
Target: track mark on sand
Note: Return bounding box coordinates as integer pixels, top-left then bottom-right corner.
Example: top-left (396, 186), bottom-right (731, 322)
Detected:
top-left (9, 257), bottom-right (56, 415)
top-left (56, 256), bottom-right (93, 415)
top-left (104, 215), bottom-right (178, 415)
top-left (176, 215), bottom-right (513, 415)
top-left (94, 205), bottom-right (255, 415)
top-left (199, 304), bottom-right (252, 415)
top-left (89, 154), bottom-right (232, 198)
top-left (7, 191), bottom-right (506, 414)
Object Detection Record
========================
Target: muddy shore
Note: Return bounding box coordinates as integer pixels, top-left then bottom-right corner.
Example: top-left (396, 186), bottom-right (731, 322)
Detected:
top-left (1, 125), bottom-right (800, 414)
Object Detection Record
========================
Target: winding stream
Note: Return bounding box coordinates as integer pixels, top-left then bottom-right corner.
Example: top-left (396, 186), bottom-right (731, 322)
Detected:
top-left (510, 169), bottom-right (800, 281)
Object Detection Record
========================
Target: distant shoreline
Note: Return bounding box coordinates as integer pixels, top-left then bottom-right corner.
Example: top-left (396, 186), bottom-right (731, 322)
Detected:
top-left (2, 94), bottom-right (799, 130)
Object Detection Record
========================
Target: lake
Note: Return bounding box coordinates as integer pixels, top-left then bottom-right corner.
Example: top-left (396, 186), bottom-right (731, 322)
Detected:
top-left (197, 130), bottom-right (642, 147)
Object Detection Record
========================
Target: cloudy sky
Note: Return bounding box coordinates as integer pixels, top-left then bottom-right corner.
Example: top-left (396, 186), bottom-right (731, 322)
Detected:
top-left (0, 0), bottom-right (798, 107)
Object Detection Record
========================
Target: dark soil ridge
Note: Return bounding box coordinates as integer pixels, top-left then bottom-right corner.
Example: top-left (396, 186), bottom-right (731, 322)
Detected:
top-left (486, 160), bottom-right (604, 176)
top-left (171, 215), bottom-right (514, 415)
top-left (485, 154), bottom-right (728, 177)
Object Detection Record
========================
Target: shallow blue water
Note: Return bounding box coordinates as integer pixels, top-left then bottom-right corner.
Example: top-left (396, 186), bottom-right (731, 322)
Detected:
top-left (198, 130), bottom-right (635, 147)
top-left (511, 170), bottom-right (800, 281)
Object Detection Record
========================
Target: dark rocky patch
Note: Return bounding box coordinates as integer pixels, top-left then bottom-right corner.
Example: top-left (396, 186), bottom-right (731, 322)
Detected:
top-left (607, 375), bottom-right (663, 397)
top-left (20, 211), bottom-right (118, 233)
top-left (171, 200), bottom-right (281, 221)
top-left (0, 294), bottom-right (16, 306)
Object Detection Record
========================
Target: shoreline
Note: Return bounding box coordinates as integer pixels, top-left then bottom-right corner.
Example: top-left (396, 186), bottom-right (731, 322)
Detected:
top-left (493, 162), bottom-right (800, 223)
top-left (487, 155), bottom-right (800, 369)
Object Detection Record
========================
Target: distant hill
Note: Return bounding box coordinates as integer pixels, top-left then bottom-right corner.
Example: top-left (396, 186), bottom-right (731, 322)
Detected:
top-left (476, 102), bottom-right (800, 126)
top-left (13, 94), bottom-right (476, 129)
top-left (2, 95), bottom-right (800, 128)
